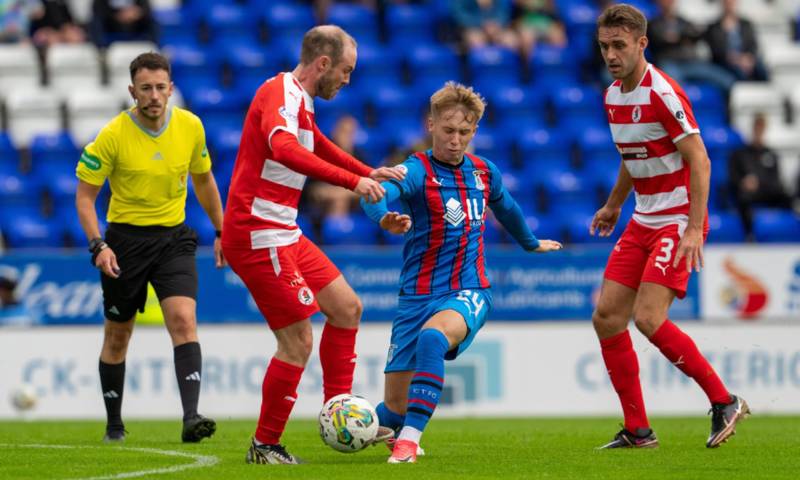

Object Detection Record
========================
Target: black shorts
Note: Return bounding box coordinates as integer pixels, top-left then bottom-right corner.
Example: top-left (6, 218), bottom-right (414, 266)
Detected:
top-left (101, 223), bottom-right (198, 322)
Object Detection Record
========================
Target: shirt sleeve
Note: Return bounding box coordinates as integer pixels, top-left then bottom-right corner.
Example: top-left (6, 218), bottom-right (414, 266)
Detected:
top-left (76, 126), bottom-right (116, 186)
top-left (486, 159), bottom-right (540, 251)
top-left (390, 155), bottom-right (425, 199)
top-left (312, 123), bottom-right (373, 177)
top-left (360, 181), bottom-right (402, 223)
top-left (651, 86), bottom-right (700, 144)
top-left (189, 115), bottom-right (212, 174)
top-left (258, 77), bottom-right (302, 150)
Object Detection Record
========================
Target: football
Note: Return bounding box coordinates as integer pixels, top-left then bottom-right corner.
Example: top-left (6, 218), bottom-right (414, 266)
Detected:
top-left (10, 384), bottom-right (38, 412)
top-left (318, 394), bottom-right (379, 453)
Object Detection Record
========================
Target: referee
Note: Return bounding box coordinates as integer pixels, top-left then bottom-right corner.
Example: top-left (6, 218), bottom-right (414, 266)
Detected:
top-left (75, 52), bottom-right (224, 443)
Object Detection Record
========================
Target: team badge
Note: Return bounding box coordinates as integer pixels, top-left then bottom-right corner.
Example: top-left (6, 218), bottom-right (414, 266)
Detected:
top-left (473, 170), bottom-right (486, 191)
top-left (298, 287), bottom-right (314, 305)
top-left (396, 164), bottom-right (408, 175)
top-left (632, 105), bottom-right (642, 123)
top-left (675, 110), bottom-right (685, 120)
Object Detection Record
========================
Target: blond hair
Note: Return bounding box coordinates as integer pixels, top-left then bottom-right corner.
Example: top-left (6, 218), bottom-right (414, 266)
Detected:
top-left (597, 4), bottom-right (647, 37)
top-left (429, 81), bottom-right (486, 124)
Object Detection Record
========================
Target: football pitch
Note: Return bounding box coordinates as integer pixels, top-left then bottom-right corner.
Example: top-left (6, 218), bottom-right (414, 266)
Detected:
top-left (1, 416), bottom-right (797, 480)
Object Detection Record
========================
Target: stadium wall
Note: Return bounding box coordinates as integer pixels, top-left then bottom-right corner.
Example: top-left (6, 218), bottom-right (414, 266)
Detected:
top-left (1, 322), bottom-right (799, 419)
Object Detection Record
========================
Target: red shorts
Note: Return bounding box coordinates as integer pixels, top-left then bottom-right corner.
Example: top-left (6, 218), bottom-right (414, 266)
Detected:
top-left (223, 235), bottom-right (341, 329)
top-left (604, 219), bottom-right (706, 299)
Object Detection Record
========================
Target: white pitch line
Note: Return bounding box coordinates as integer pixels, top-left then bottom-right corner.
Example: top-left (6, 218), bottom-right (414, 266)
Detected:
top-left (0, 443), bottom-right (219, 480)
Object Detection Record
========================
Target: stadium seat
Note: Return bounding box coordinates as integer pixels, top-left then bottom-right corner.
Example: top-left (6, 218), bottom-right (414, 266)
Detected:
top-left (315, 88), bottom-right (367, 135)
top-left (208, 127), bottom-right (242, 168)
top-left (707, 211), bottom-right (746, 243)
top-left (321, 213), bottom-right (380, 245)
top-left (729, 82), bottom-right (783, 139)
top-left (164, 43), bottom-right (222, 91)
top-left (30, 132), bottom-right (80, 171)
top-left (154, 6), bottom-right (197, 46)
top-left (529, 45), bottom-right (580, 84)
top-left (204, 3), bottom-right (258, 44)
top-left (106, 41), bottom-right (160, 90)
top-left (752, 209), bottom-right (800, 242)
top-left (296, 213), bottom-right (316, 243)
top-left (386, 3), bottom-right (436, 47)
top-left (517, 127), bottom-right (572, 168)
top-left (488, 86), bottom-right (548, 133)
top-left (368, 85), bottom-right (423, 130)
top-left (405, 44), bottom-right (460, 81)
top-left (467, 46), bottom-right (521, 83)
top-left (0, 44), bottom-right (40, 95)
top-left (0, 172), bottom-right (43, 209)
top-left (471, 127), bottom-right (513, 171)
top-left (578, 126), bottom-right (617, 170)
top-left (552, 85), bottom-right (605, 132)
top-left (184, 201), bottom-right (216, 245)
top-left (354, 128), bottom-right (391, 166)
top-left (326, 4), bottom-right (379, 44)
top-left (186, 87), bottom-right (248, 131)
top-left (0, 132), bottom-right (20, 172)
top-left (348, 43), bottom-right (402, 90)
top-left (1, 212), bottom-right (62, 248)
top-left (66, 88), bottom-right (124, 146)
top-left (5, 87), bottom-right (62, 147)
top-left (684, 83), bottom-right (726, 128)
top-left (260, 2), bottom-right (315, 46)
top-left (40, 161), bottom-right (79, 204)
top-left (523, 212), bottom-right (563, 241)
top-left (225, 41), bottom-right (284, 95)
top-left (46, 44), bottom-right (102, 94)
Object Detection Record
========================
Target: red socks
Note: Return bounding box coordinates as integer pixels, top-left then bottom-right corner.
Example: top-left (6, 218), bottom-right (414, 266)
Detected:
top-left (600, 330), bottom-right (650, 432)
top-left (649, 319), bottom-right (731, 405)
top-left (255, 358), bottom-right (304, 445)
top-left (319, 323), bottom-right (358, 402)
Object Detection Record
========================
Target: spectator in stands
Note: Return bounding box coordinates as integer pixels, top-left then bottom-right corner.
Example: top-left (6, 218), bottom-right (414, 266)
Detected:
top-left (89, 0), bottom-right (156, 48)
top-left (452, 0), bottom-right (520, 51)
top-left (513, 0), bottom-right (566, 59)
top-left (29, 0), bottom-right (85, 48)
top-left (0, 0), bottom-right (39, 43)
top-left (0, 267), bottom-right (40, 326)
top-left (706, 0), bottom-right (768, 82)
top-left (307, 115), bottom-right (365, 219)
top-left (649, 0), bottom-right (736, 95)
top-left (729, 113), bottom-right (793, 241)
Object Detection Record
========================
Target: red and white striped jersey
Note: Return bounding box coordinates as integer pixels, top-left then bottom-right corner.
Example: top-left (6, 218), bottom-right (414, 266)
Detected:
top-left (223, 72), bottom-right (316, 250)
top-left (604, 64), bottom-right (703, 234)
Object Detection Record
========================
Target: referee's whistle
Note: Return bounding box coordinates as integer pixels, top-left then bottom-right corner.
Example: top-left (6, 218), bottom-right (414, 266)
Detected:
top-left (112, 267), bottom-right (121, 276)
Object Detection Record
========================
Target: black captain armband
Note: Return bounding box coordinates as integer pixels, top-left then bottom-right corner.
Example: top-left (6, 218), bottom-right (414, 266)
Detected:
top-left (215, 230), bottom-right (222, 238)
top-left (88, 237), bottom-right (108, 265)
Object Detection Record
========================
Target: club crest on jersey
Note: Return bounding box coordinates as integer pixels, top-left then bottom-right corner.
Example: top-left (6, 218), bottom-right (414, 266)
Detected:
top-left (298, 287), bottom-right (314, 306)
top-left (632, 105), bottom-right (642, 123)
top-left (473, 170), bottom-right (486, 191)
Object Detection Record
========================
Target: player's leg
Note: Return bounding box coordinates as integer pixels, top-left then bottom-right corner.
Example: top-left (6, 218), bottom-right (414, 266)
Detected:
top-left (99, 315), bottom-right (135, 442)
top-left (150, 225), bottom-right (215, 442)
top-left (635, 283), bottom-right (748, 447)
top-left (594, 224), bottom-right (656, 448)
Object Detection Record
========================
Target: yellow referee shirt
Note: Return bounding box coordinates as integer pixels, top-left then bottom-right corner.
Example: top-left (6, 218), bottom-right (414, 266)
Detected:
top-left (76, 106), bottom-right (212, 227)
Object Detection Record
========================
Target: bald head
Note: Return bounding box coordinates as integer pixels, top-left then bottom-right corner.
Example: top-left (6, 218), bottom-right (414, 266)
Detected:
top-left (300, 25), bottom-right (357, 67)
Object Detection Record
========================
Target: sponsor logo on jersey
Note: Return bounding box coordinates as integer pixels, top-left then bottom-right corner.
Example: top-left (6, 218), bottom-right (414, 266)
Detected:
top-left (79, 151), bottom-right (101, 170)
top-left (201, 147), bottom-right (208, 157)
top-left (298, 286), bottom-right (314, 305)
top-left (444, 198), bottom-right (466, 226)
top-left (675, 110), bottom-right (685, 120)
top-left (444, 198), bottom-right (486, 227)
top-left (278, 106), bottom-right (297, 121)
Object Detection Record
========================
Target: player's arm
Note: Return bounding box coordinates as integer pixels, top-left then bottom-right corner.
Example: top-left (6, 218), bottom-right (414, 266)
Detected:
top-left (271, 131), bottom-right (385, 203)
top-left (191, 171), bottom-right (226, 267)
top-left (312, 124), bottom-right (405, 183)
top-left (590, 162), bottom-right (633, 237)
top-left (359, 182), bottom-right (410, 234)
top-left (672, 133), bottom-right (710, 272)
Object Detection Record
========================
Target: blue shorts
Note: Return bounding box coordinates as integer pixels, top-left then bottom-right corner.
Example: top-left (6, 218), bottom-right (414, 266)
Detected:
top-left (385, 289), bottom-right (493, 373)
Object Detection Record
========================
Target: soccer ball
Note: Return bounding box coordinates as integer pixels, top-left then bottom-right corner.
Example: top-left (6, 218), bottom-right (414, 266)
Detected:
top-left (318, 394), bottom-right (378, 453)
top-left (10, 384), bottom-right (38, 412)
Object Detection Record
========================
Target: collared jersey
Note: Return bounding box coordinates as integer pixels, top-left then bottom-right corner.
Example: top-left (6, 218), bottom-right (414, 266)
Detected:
top-left (604, 63), bottom-right (705, 233)
top-left (391, 150), bottom-right (506, 295)
top-left (76, 106), bottom-right (211, 227)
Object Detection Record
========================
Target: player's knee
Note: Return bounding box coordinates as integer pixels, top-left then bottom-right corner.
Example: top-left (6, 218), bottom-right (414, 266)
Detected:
top-left (632, 308), bottom-right (661, 336)
top-left (279, 329), bottom-right (314, 365)
top-left (104, 327), bottom-right (132, 354)
top-left (337, 296), bottom-right (362, 327)
top-left (167, 310), bottom-right (197, 341)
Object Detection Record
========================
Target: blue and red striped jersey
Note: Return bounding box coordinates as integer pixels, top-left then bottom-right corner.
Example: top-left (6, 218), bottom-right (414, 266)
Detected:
top-left (391, 150), bottom-right (505, 295)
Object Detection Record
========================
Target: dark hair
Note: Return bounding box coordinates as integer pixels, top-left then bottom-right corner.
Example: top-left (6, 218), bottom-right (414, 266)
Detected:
top-left (597, 4), bottom-right (647, 37)
top-left (300, 25), bottom-right (356, 66)
top-left (129, 52), bottom-right (171, 82)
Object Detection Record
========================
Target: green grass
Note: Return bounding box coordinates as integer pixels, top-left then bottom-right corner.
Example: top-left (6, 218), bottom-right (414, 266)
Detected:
top-left (0, 416), bottom-right (797, 479)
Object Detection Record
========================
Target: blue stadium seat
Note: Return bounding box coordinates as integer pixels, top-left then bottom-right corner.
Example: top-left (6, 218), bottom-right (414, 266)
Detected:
top-left (483, 218), bottom-right (506, 244)
top-left (552, 85), bottom-right (606, 131)
top-left (529, 45), bottom-right (580, 84)
top-left (30, 132), bottom-right (80, 174)
top-left (222, 41), bottom-right (284, 95)
top-left (0, 172), bottom-right (42, 209)
top-left (390, 123), bottom-right (428, 151)
top-left (578, 126), bottom-right (618, 170)
top-left (321, 213), bottom-right (380, 245)
top-left (260, 2), bottom-right (315, 46)
top-left (354, 128), bottom-right (391, 166)
top-left (524, 212), bottom-right (563, 240)
top-left (467, 46), bottom-right (521, 86)
top-left (489, 86), bottom-right (547, 132)
top-left (326, 4), bottom-right (379, 44)
top-left (368, 85), bottom-right (423, 130)
top-left (517, 127), bottom-right (572, 168)
top-left (471, 127), bottom-right (513, 170)
top-left (204, 3), bottom-right (258, 45)
top-left (0, 132), bottom-right (20, 172)
top-left (315, 88), bottom-right (367, 135)
top-left (707, 211), bottom-right (746, 243)
top-left (348, 43), bottom-right (402, 90)
top-left (166, 44), bottom-right (222, 91)
top-left (406, 44), bottom-right (460, 81)
top-left (296, 213), bottom-right (316, 243)
top-left (386, 3), bottom-right (436, 47)
top-left (208, 126), bottom-right (241, 167)
top-left (39, 161), bottom-right (78, 202)
top-left (541, 170), bottom-right (592, 208)
top-left (2, 212), bottom-right (62, 248)
top-left (184, 202), bottom-right (216, 245)
top-left (684, 83), bottom-right (726, 128)
top-left (752, 209), bottom-right (800, 242)
top-left (154, 7), bottom-right (197, 46)
top-left (187, 87), bottom-right (248, 131)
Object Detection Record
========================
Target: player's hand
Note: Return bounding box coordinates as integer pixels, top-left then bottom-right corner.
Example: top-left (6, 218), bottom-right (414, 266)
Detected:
top-left (380, 212), bottom-right (412, 234)
top-left (590, 205), bottom-right (622, 237)
top-left (533, 239), bottom-right (563, 253)
top-left (673, 227), bottom-right (704, 272)
top-left (369, 166), bottom-right (405, 183)
top-left (355, 177), bottom-right (385, 203)
top-left (95, 247), bottom-right (121, 279)
top-left (213, 237), bottom-right (227, 268)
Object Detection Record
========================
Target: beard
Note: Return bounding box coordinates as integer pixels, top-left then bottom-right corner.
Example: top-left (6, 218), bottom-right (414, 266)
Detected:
top-left (316, 72), bottom-right (341, 100)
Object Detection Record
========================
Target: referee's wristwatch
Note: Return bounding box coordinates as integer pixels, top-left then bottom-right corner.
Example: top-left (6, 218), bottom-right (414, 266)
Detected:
top-left (88, 237), bottom-right (108, 265)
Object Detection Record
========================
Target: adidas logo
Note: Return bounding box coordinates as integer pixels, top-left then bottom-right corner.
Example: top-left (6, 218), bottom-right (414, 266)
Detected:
top-left (109, 305), bottom-right (120, 315)
top-left (185, 371), bottom-right (201, 382)
top-left (152, 152), bottom-right (164, 161)
top-left (103, 390), bottom-right (119, 399)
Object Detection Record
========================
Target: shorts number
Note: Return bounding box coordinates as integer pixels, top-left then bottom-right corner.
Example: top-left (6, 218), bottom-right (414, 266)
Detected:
top-left (655, 238), bottom-right (675, 263)
top-left (457, 289), bottom-right (485, 316)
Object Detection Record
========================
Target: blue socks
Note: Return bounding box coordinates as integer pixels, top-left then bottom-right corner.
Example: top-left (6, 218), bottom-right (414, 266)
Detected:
top-left (376, 401), bottom-right (405, 432)
top-left (403, 328), bottom-right (449, 435)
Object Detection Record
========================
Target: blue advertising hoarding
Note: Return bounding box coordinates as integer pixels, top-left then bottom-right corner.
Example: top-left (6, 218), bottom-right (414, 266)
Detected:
top-left (0, 246), bottom-right (698, 325)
